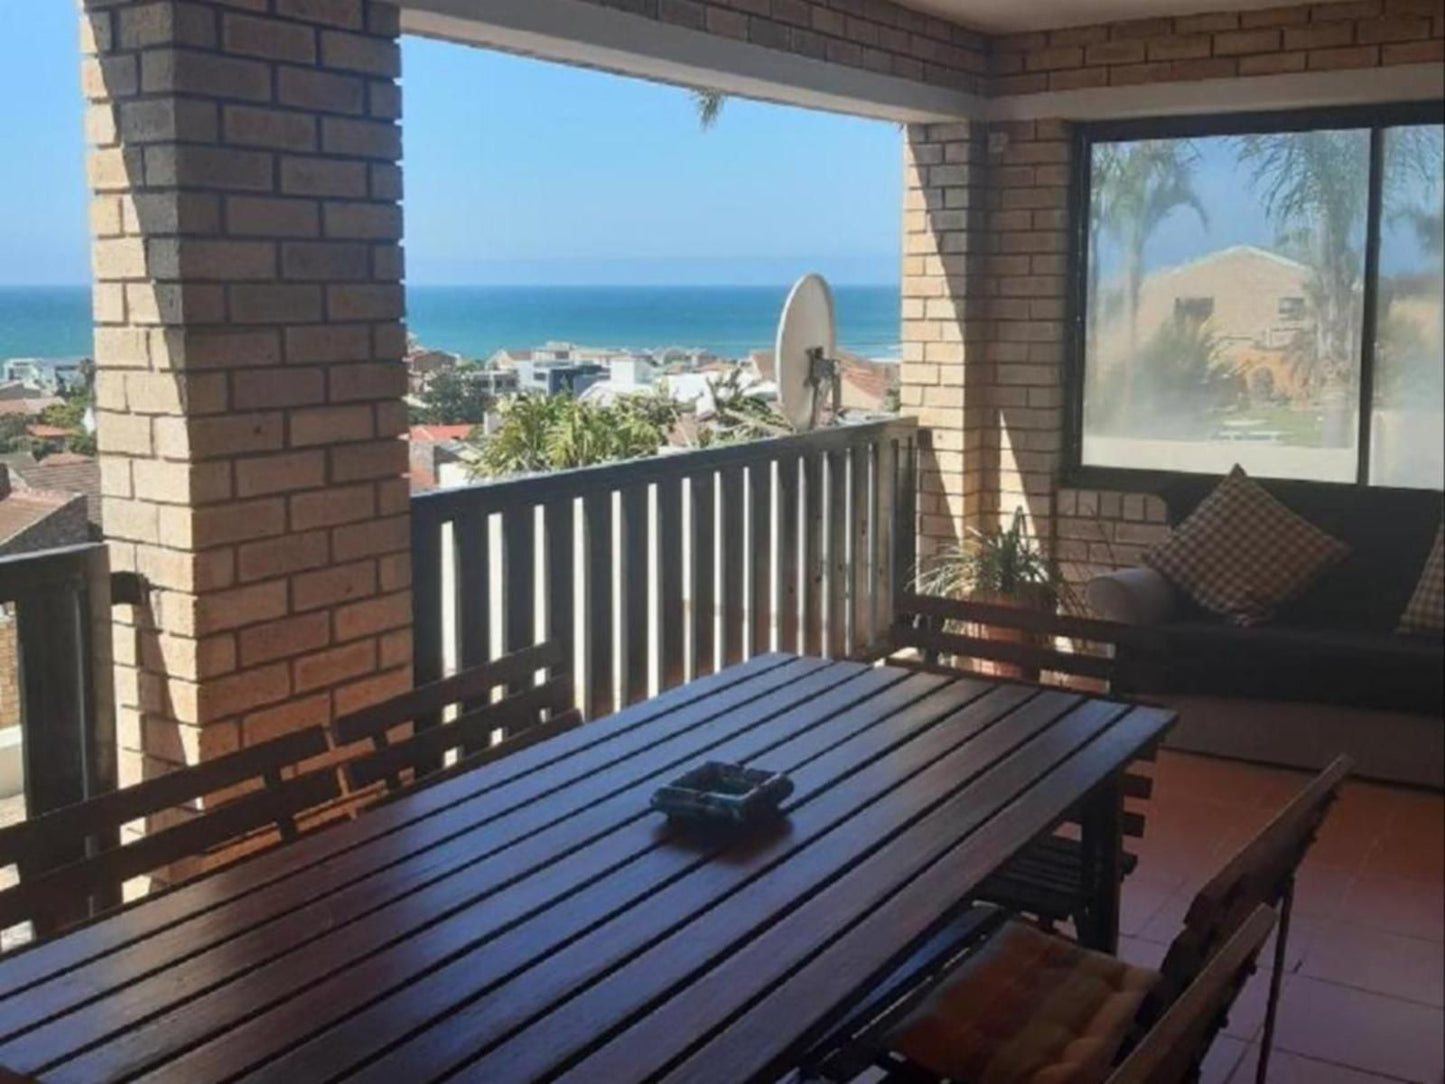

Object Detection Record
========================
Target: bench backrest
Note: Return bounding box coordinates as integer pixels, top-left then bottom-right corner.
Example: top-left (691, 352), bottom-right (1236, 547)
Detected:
top-left (0, 726), bottom-right (339, 937)
top-left (332, 641), bottom-right (581, 795)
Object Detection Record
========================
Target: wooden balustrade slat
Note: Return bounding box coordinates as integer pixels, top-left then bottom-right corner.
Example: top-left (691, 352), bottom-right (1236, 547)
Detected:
top-left (501, 507), bottom-right (534, 663)
top-left (895, 436), bottom-right (918, 604)
top-left (803, 451), bottom-right (825, 658)
top-left (776, 455), bottom-right (800, 655)
top-left (690, 472), bottom-right (716, 680)
top-left (850, 441), bottom-right (873, 657)
top-left (657, 477), bottom-right (685, 692)
top-left (826, 448), bottom-right (849, 659)
top-left (543, 499), bottom-right (575, 690)
top-left (583, 491), bottom-right (614, 720)
top-left (749, 460), bottom-right (774, 658)
top-left (454, 511), bottom-right (490, 714)
top-left (410, 514), bottom-right (446, 772)
top-left (622, 484), bottom-right (650, 706)
top-left (720, 466), bottom-right (745, 668)
top-left (873, 438), bottom-right (897, 652)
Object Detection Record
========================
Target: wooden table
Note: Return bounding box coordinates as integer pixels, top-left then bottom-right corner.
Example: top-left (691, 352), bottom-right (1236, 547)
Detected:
top-left (0, 654), bottom-right (1172, 1084)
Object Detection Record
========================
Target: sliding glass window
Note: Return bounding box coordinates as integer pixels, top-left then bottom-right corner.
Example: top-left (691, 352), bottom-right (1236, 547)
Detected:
top-left (1074, 106), bottom-right (1443, 489)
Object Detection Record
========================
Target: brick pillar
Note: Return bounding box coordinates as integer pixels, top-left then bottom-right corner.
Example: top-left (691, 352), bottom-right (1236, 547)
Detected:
top-left (81, 0), bottom-right (412, 802)
top-left (900, 122), bottom-right (990, 566)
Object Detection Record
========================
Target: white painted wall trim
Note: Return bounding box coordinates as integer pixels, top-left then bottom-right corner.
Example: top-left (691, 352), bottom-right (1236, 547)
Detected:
top-left (401, 0), bottom-right (985, 123)
top-left (989, 63), bottom-right (1445, 122)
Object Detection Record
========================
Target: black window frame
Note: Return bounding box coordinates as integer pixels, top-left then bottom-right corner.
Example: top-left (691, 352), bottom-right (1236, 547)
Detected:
top-left (1063, 99), bottom-right (1445, 494)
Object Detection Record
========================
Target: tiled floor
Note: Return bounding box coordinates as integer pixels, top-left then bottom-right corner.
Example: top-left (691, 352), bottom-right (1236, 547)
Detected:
top-left (1119, 751), bottom-right (1445, 1084)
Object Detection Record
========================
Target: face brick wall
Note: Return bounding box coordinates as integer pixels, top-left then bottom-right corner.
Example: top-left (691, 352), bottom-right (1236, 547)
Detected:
top-left (578, 0), bottom-right (988, 91)
top-left (81, 0), bottom-right (412, 805)
top-left (991, 0), bottom-right (1443, 94)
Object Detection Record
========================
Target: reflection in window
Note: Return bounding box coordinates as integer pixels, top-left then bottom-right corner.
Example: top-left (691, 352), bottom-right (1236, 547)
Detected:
top-left (1082, 130), bottom-right (1370, 482)
top-left (1371, 124), bottom-right (1444, 490)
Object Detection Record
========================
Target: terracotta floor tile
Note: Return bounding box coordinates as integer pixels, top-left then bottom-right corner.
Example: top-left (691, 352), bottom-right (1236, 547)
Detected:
top-left (1300, 923), bottom-right (1445, 1007)
top-left (1200, 1035), bottom-right (1249, 1084)
top-left (1270, 975), bottom-right (1445, 1082)
top-left (1230, 1045), bottom-right (1410, 1083)
top-left (1336, 874), bottom-right (1445, 942)
top-left (1120, 876), bottom-right (1175, 938)
top-left (1364, 830), bottom-right (1445, 883)
top-left (1118, 935), bottom-right (1167, 970)
top-left (1289, 861), bottom-right (1357, 921)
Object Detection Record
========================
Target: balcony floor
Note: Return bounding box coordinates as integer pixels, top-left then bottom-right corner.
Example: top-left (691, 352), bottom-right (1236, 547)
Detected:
top-left (1121, 751), bottom-right (1444, 1084)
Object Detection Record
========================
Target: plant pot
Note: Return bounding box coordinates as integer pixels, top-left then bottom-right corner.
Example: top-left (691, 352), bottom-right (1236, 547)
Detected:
top-left (963, 587), bottom-right (1054, 682)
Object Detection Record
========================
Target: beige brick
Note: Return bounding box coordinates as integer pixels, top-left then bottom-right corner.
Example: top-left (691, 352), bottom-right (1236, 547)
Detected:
top-left (164, 411), bottom-right (285, 459)
top-left (233, 367), bottom-right (326, 410)
top-left (226, 196), bottom-right (321, 238)
top-left (125, 282), bottom-right (227, 327)
top-left (290, 483), bottom-right (375, 531)
top-left (87, 147), bottom-right (142, 192)
top-left (1356, 13), bottom-right (1434, 39)
top-left (117, 98), bottom-right (219, 144)
top-left (223, 13), bottom-right (317, 63)
top-left (141, 49), bottom-right (272, 103)
top-left (117, 2), bottom-right (217, 48)
top-left (368, 80), bottom-right (400, 120)
top-left (166, 497), bottom-right (286, 548)
top-left (86, 103), bottom-right (118, 147)
top-left (96, 411), bottom-right (153, 456)
top-left (91, 197), bottom-right (123, 239)
top-left (196, 663), bottom-right (291, 724)
top-left (327, 284), bottom-right (402, 320)
top-left (289, 403), bottom-right (374, 447)
top-left (323, 202), bottom-right (402, 240)
top-left (154, 327), bottom-right (281, 370)
top-left (104, 498), bottom-right (160, 544)
top-left (281, 241), bottom-right (371, 281)
top-left (224, 105), bottom-right (318, 152)
top-left (277, 0), bottom-right (364, 28)
top-left (278, 66), bottom-right (366, 115)
top-left (243, 691), bottom-right (332, 746)
top-left (293, 559), bottom-right (377, 611)
top-left (1308, 43), bottom-right (1381, 65)
top-left (1284, 20), bottom-right (1356, 47)
top-left (294, 638), bottom-right (376, 692)
top-left (238, 611), bottom-right (331, 667)
top-left (238, 530), bottom-right (330, 581)
top-left (330, 438), bottom-right (406, 482)
top-left (148, 238), bottom-right (276, 281)
top-left (286, 324), bottom-right (372, 364)
top-left (228, 284), bottom-right (323, 323)
top-left (235, 450), bottom-right (327, 497)
top-left (94, 327), bottom-right (151, 367)
top-left (132, 459), bottom-right (232, 506)
top-left (333, 665), bottom-right (409, 717)
top-left (280, 156), bottom-right (369, 198)
top-left (80, 55), bottom-right (138, 100)
top-left (320, 116), bottom-right (401, 159)
top-left (334, 589), bottom-right (409, 642)
top-left (369, 163), bottom-right (402, 201)
top-left (123, 191), bottom-right (223, 236)
top-left (1382, 37), bottom-right (1445, 60)
top-left (331, 514), bottom-right (408, 561)
top-left (93, 238), bottom-right (149, 280)
top-left (1146, 33), bottom-right (1214, 60)
top-left (195, 580), bottom-right (289, 636)
top-left (320, 30), bottom-right (401, 76)
top-left (145, 145), bottom-right (274, 192)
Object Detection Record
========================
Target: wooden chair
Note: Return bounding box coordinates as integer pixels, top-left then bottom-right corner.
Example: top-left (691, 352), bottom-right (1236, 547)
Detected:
top-left (891, 592), bottom-right (1161, 939)
top-left (810, 758), bottom-right (1348, 1084)
top-left (0, 726), bottom-right (340, 943)
top-left (332, 641), bottom-right (581, 799)
top-left (1105, 905), bottom-right (1277, 1084)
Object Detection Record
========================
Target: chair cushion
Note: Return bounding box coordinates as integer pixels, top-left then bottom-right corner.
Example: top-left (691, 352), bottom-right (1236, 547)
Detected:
top-left (1145, 466), bottom-right (1350, 627)
top-left (889, 919), bottom-right (1159, 1084)
top-left (1398, 525), bottom-right (1444, 637)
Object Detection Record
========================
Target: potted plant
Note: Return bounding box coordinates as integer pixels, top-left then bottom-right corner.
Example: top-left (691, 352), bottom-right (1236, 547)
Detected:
top-left (913, 508), bottom-right (1073, 680)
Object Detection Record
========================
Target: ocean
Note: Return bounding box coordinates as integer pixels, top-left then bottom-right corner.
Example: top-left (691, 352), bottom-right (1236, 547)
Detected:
top-left (0, 283), bottom-right (902, 363)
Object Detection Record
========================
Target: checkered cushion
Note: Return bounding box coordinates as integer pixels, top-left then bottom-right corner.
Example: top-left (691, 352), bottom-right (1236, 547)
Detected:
top-left (1398, 526), bottom-right (1444, 637)
top-left (1144, 467), bottom-right (1351, 627)
top-left (889, 919), bottom-right (1158, 1084)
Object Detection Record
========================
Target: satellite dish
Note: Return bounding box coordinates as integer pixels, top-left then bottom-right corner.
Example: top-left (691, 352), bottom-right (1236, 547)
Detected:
top-left (775, 273), bottom-right (841, 432)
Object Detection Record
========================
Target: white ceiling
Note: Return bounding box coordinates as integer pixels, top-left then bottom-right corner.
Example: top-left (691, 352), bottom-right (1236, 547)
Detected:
top-left (898, 0), bottom-right (1293, 33)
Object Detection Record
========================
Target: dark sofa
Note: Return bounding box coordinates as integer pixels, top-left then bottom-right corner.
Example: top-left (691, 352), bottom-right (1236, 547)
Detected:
top-left (1088, 477), bottom-right (1444, 788)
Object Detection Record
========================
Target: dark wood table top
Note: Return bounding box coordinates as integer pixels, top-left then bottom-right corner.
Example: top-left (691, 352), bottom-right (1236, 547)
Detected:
top-left (0, 654), bottom-right (1173, 1084)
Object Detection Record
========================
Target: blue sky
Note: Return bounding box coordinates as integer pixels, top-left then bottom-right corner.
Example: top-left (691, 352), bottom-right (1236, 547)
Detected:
top-left (0, 2), bottom-right (902, 286)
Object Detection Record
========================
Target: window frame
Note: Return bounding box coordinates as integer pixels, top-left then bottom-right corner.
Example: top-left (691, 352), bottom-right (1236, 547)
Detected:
top-left (1063, 99), bottom-right (1445, 493)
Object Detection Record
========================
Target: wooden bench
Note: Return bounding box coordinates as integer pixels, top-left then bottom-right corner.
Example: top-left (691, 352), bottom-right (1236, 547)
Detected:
top-left (332, 641), bottom-right (581, 798)
top-left (0, 726), bottom-right (340, 942)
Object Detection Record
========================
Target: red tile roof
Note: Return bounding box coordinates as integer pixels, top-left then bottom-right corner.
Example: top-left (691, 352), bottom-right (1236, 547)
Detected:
top-left (410, 424), bottom-right (475, 443)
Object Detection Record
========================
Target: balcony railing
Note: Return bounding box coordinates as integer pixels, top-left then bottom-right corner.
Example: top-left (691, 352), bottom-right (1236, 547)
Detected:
top-left (410, 418), bottom-right (919, 721)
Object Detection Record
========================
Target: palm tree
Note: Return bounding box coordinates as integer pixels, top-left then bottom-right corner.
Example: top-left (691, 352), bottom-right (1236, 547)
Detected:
top-left (690, 89), bottom-right (726, 129)
top-left (1093, 140), bottom-right (1209, 412)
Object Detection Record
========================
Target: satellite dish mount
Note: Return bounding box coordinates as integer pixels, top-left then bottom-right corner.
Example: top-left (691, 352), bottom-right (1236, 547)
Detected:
top-left (805, 347), bottom-right (842, 431)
